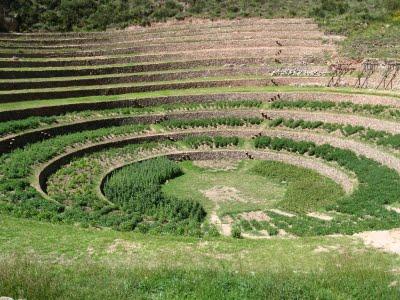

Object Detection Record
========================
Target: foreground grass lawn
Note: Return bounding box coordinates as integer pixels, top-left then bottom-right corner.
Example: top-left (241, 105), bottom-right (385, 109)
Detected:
top-left (1, 214), bottom-right (400, 299)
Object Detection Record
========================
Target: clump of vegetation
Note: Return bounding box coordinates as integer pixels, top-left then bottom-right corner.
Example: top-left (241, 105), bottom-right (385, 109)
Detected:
top-left (164, 100), bottom-right (263, 111)
top-left (231, 223), bottom-right (242, 238)
top-left (103, 157), bottom-right (206, 235)
top-left (183, 135), bottom-right (239, 149)
top-left (160, 117), bottom-right (263, 129)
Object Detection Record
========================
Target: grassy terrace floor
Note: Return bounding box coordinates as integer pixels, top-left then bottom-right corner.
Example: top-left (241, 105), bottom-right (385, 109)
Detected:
top-left (2, 86), bottom-right (400, 112)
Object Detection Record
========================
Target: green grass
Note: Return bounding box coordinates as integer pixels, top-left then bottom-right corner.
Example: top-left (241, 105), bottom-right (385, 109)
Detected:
top-left (1, 214), bottom-right (399, 299)
top-left (340, 13), bottom-right (400, 59)
top-left (1, 3), bottom-right (400, 296)
top-left (271, 99), bottom-right (400, 122)
top-left (159, 116), bottom-right (263, 129)
top-left (163, 160), bottom-right (344, 216)
top-left (0, 123), bottom-right (150, 229)
top-left (251, 160), bottom-right (344, 213)
top-left (162, 160), bottom-right (286, 215)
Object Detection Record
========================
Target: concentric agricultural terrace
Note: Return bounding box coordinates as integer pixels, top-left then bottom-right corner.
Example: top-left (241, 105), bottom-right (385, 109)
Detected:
top-left (1, 18), bottom-right (400, 239)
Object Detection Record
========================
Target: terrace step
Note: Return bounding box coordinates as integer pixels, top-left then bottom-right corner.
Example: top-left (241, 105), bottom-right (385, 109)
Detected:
top-left (0, 76), bottom-right (341, 103)
top-left (0, 46), bottom-right (334, 68)
top-left (0, 37), bottom-right (327, 58)
top-left (0, 57), bottom-right (317, 79)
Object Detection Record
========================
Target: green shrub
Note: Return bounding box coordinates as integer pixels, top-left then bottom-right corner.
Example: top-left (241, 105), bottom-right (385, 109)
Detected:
top-left (231, 224), bottom-right (242, 238)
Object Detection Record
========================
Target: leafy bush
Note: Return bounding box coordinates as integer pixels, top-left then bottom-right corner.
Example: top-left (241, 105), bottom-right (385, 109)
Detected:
top-left (231, 223), bottom-right (242, 238)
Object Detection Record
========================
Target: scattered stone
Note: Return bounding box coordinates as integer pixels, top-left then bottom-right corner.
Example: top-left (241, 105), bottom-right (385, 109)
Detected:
top-left (271, 68), bottom-right (326, 77)
top-left (269, 209), bottom-right (296, 218)
top-left (307, 212), bottom-right (333, 221)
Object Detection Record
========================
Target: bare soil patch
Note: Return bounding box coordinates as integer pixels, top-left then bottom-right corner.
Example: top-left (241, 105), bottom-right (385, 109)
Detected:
top-left (307, 212), bottom-right (333, 221)
top-left (355, 229), bottom-right (400, 254)
top-left (201, 186), bottom-right (248, 204)
top-left (106, 239), bottom-right (141, 254)
top-left (238, 211), bottom-right (271, 222)
top-left (269, 209), bottom-right (296, 218)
